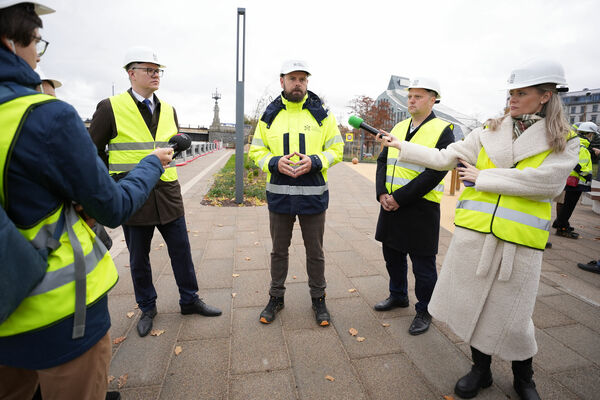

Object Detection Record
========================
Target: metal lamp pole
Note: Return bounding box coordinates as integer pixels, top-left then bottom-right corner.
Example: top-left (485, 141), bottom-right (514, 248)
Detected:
top-left (235, 8), bottom-right (246, 204)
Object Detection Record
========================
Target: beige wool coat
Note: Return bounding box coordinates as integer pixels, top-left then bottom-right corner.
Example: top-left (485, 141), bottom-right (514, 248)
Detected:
top-left (398, 116), bottom-right (579, 361)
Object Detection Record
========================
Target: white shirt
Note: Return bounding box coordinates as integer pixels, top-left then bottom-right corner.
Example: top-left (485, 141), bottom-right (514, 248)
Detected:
top-left (131, 89), bottom-right (155, 114)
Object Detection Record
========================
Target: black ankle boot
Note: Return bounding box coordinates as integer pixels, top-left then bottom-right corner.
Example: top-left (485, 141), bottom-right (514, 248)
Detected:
top-left (512, 358), bottom-right (540, 400)
top-left (454, 347), bottom-right (493, 399)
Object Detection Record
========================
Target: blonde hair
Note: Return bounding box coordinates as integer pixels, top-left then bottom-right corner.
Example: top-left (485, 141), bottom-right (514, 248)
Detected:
top-left (484, 84), bottom-right (571, 152)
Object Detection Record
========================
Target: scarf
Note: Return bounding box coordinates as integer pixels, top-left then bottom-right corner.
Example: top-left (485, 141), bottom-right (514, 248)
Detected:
top-left (512, 113), bottom-right (543, 138)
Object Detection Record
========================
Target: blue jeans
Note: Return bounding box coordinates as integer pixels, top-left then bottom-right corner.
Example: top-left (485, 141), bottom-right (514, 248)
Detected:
top-left (123, 216), bottom-right (199, 312)
top-left (382, 244), bottom-right (437, 313)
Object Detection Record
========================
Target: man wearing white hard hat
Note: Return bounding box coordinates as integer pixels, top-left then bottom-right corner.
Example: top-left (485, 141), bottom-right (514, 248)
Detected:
top-left (249, 60), bottom-right (344, 326)
top-left (35, 65), bottom-right (61, 96)
top-left (89, 46), bottom-right (222, 339)
top-left (0, 2), bottom-right (173, 399)
top-left (373, 76), bottom-right (455, 337)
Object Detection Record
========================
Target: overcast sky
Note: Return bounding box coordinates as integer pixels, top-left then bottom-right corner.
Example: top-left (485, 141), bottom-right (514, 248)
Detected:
top-left (37, 0), bottom-right (599, 128)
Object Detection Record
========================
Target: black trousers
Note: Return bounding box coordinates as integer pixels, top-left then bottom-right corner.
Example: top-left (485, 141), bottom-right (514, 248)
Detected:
top-left (382, 244), bottom-right (437, 313)
top-left (123, 216), bottom-right (199, 313)
top-left (554, 190), bottom-right (582, 229)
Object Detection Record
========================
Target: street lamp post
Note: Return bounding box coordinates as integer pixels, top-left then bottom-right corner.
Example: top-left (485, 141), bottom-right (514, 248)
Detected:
top-left (235, 8), bottom-right (246, 204)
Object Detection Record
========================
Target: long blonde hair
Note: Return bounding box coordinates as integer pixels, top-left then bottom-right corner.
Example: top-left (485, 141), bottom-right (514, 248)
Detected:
top-left (485, 84), bottom-right (571, 152)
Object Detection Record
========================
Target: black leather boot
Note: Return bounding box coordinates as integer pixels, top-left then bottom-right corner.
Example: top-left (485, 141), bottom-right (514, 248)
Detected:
top-left (512, 358), bottom-right (541, 400)
top-left (454, 347), bottom-right (493, 399)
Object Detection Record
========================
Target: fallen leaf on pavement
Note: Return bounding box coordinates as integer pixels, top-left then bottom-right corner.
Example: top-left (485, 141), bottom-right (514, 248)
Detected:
top-left (150, 329), bottom-right (165, 336)
top-left (560, 274), bottom-right (568, 277)
top-left (443, 395), bottom-right (455, 400)
top-left (356, 337), bottom-right (365, 342)
top-left (124, 264), bottom-right (130, 268)
top-left (159, 243), bottom-right (164, 247)
top-left (254, 241), bottom-right (260, 245)
top-left (232, 293), bottom-right (237, 298)
top-left (325, 375), bottom-right (335, 382)
top-left (117, 373), bottom-right (128, 389)
top-left (348, 288), bottom-right (357, 293)
top-left (245, 257), bottom-right (251, 261)
top-left (107, 375), bottom-right (115, 384)
top-left (232, 273), bottom-right (240, 277)
top-left (126, 311), bottom-right (135, 318)
top-left (174, 346), bottom-right (182, 356)
top-left (133, 304), bottom-right (139, 309)
top-left (113, 336), bottom-right (126, 345)
top-left (292, 275), bottom-right (297, 279)
top-left (381, 323), bottom-right (390, 327)
top-left (349, 328), bottom-right (358, 336)
top-left (217, 224), bottom-right (223, 227)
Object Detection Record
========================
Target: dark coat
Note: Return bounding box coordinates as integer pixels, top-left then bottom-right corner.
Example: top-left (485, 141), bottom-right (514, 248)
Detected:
top-left (89, 89), bottom-right (184, 225)
top-left (375, 112), bottom-right (455, 256)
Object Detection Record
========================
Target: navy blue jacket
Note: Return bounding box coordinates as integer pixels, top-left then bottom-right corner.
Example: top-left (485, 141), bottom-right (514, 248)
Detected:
top-left (0, 46), bottom-right (164, 369)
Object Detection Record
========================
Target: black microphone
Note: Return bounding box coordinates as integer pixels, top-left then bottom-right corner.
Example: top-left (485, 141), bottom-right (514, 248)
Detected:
top-left (348, 115), bottom-right (385, 137)
top-left (168, 133), bottom-right (191, 157)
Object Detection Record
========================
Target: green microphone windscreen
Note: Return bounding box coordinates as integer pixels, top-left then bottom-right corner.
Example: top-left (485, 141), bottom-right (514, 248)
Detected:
top-left (348, 115), bottom-right (364, 129)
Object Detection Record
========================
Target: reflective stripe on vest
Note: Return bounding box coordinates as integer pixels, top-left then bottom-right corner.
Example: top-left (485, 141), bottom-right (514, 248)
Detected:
top-left (266, 182), bottom-right (329, 196)
top-left (385, 118), bottom-right (450, 203)
top-left (0, 93), bottom-right (118, 338)
top-left (108, 92), bottom-right (178, 181)
top-left (454, 146), bottom-right (553, 250)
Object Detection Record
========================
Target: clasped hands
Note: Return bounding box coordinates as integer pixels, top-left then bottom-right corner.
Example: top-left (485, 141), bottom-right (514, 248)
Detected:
top-left (278, 152), bottom-right (312, 178)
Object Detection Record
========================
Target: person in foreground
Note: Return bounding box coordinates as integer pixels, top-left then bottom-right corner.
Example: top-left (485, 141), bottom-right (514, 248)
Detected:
top-left (377, 59), bottom-right (578, 399)
top-left (249, 60), bottom-right (344, 326)
top-left (0, 2), bottom-right (172, 399)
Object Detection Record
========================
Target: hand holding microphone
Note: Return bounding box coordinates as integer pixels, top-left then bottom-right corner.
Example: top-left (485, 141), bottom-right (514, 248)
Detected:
top-left (168, 133), bottom-right (192, 158)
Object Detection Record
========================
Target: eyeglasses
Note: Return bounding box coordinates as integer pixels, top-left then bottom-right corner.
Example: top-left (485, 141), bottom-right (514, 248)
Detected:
top-left (33, 35), bottom-right (49, 57)
top-left (131, 67), bottom-right (164, 77)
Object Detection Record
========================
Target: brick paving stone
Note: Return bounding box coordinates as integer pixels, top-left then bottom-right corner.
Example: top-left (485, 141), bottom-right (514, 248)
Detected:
top-left (327, 297), bottom-right (401, 359)
top-left (545, 324), bottom-right (600, 366)
top-left (286, 328), bottom-right (368, 400)
top-left (204, 239), bottom-right (235, 260)
top-left (533, 300), bottom-right (576, 328)
top-left (232, 269), bottom-right (270, 308)
top-left (230, 307), bottom-right (289, 374)
top-left (108, 314), bottom-right (183, 389)
top-left (535, 328), bottom-right (592, 372)
top-left (353, 354), bottom-right (439, 400)
top-left (160, 338), bottom-right (229, 400)
top-left (553, 366), bottom-right (600, 400)
top-left (539, 295), bottom-right (600, 334)
top-left (197, 257), bottom-right (234, 289)
top-left (229, 370), bottom-right (297, 400)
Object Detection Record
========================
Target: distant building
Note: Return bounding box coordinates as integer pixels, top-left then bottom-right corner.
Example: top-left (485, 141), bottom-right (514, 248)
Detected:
top-left (560, 88), bottom-right (600, 124)
top-left (376, 75), bottom-right (481, 140)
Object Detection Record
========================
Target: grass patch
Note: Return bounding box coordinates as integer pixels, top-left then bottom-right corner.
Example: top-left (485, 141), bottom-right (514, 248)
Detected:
top-left (201, 153), bottom-right (267, 207)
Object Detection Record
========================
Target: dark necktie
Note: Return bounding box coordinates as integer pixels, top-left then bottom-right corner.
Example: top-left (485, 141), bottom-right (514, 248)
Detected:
top-left (142, 98), bottom-right (153, 114)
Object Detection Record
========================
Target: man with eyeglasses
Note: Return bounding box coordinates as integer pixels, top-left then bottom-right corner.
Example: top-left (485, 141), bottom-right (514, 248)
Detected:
top-left (89, 46), bottom-right (222, 339)
top-left (0, 2), bottom-right (174, 399)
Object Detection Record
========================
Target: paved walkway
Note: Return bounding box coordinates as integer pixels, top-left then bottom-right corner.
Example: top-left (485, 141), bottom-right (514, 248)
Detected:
top-left (107, 150), bottom-right (600, 399)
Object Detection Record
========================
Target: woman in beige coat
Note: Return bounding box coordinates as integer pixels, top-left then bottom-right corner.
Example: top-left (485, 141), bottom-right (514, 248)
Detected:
top-left (378, 59), bottom-right (579, 400)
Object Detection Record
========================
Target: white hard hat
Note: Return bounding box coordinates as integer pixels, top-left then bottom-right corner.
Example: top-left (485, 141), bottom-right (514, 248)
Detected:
top-left (506, 58), bottom-right (568, 91)
top-left (35, 66), bottom-right (62, 88)
top-left (0, 0), bottom-right (54, 14)
top-left (123, 46), bottom-right (165, 69)
top-left (407, 76), bottom-right (442, 101)
top-left (577, 121), bottom-right (598, 134)
top-left (280, 59), bottom-right (310, 76)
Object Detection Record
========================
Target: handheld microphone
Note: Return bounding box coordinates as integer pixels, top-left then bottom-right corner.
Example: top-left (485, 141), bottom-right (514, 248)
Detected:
top-left (348, 115), bottom-right (386, 137)
top-left (168, 133), bottom-right (192, 157)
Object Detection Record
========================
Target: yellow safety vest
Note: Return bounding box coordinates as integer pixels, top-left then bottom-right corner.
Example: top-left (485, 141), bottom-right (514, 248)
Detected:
top-left (108, 92), bottom-right (177, 182)
top-left (454, 146), bottom-right (553, 250)
top-left (569, 137), bottom-right (592, 186)
top-left (0, 93), bottom-right (118, 338)
top-left (385, 118), bottom-right (452, 203)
